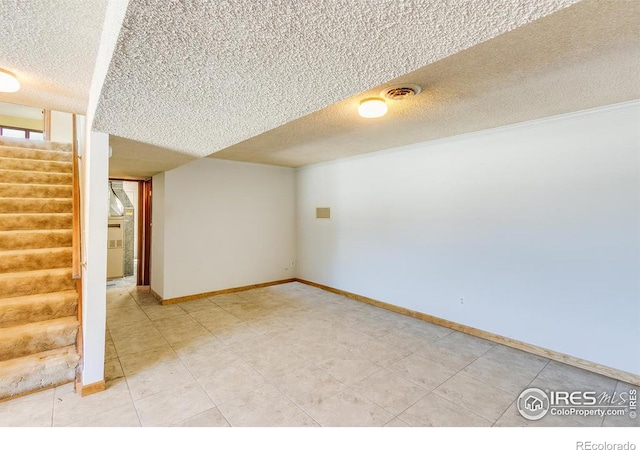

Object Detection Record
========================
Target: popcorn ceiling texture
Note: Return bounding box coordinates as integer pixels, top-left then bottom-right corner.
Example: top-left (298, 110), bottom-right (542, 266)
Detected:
top-left (212, 0), bottom-right (640, 167)
top-left (94, 0), bottom-right (578, 157)
top-left (0, 0), bottom-right (108, 113)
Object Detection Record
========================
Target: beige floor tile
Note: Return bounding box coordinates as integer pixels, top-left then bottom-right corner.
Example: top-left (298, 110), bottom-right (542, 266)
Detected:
top-left (118, 343), bottom-right (180, 376)
top-left (105, 339), bottom-right (118, 361)
top-left (153, 315), bottom-right (211, 344)
top-left (134, 295), bottom-right (160, 307)
top-left (350, 369), bottom-right (428, 415)
top-left (304, 389), bottom-right (394, 427)
top-left (388, 353), bottom-right (457, 391)
top-left (405, 320), bottom-right (454, 341)
top-left (106, 291), bottom-right (137, 310)
top-left (0, 388), bottom-right (54, 426)
top-left (414, 340), bottom-right (478, 372)
top-left (174, 407), bottom-right (230, 427)
top-left (190, 307), bottom-right (244, 331)
top-left (400, 392), bottom-right (492, 427)
top-left (211, 322), bottom-right (262, 345)
top-left (273, 365), bottom-right (345, 409)
top-left (315, 348), bottom-right (382, 385)
top-left (135, 381), bottom-right (214, 427)
top-left (178, 344), bottom-right (240, 379)
top-left (142, 303), bottom-right (187, 321)
top-left (381, 329), bottom-right (438, 353)
top-left (178, 298), bottom-right (216, 314)
top-left (462, 346), bottom-right (548, 396)
top-left (281, 411), bottom-right (320, 427)
top-left (434, 373), bottom-right (514, 422)
top-left (54, 382), bottom-right (75, 395)
top-left (531, 360), bottom-right (618, 393)
top-left (197, 359), bottom-right (268, 405)
top-left (110, 323), bottom-right (168, 356)
top-left (217, 383), bottom-right (302, 426)
top-left (107, 305), bottom-right (151, 330)
top-left (126, 359), bottom-right (196, 401)
top-left (434, 331), bottom-right (494, 360)
top-left (53, 378), bottom-right (133, 427)
top-left (384, 417), bottom-right (410, 427)
top-left (352, 339), bottom-right (412, 367)
top-left (105, 357), bottom-right (124, 381)
top-left (65, 401), bottom-right (140, 427)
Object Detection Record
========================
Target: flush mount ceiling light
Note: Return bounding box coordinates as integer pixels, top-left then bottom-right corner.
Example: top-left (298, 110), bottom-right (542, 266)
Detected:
top-left (0, 68), bottom-right (20, 93)
top-left (358, 98), bottom-right (387, 118)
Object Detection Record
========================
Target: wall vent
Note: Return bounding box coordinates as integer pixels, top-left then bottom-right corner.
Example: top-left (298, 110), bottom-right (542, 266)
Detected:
top-left (382, 84), bottom-right (422, 100)
top-left (316, 207), bottom-right (331, 219)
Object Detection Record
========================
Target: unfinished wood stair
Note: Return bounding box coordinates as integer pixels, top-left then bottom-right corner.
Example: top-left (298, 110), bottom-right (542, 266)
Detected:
top-left (0, 138), bottom-right (79, 400)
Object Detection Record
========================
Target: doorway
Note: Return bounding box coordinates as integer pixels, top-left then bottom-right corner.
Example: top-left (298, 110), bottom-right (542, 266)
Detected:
top-left (107, 178), bottom-right (152, 288)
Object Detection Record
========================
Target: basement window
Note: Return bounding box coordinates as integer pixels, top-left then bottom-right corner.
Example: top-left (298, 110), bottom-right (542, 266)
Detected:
top-left (0, 126), bottom-right (44, 140)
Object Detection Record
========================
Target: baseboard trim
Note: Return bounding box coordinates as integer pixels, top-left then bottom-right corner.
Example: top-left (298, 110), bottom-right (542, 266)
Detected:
top-left (155, 279), bottom-right (297, 305)
top-left (79, 380), bottom-right (106, 397)
top-left (295, 278), bottom-right (640, 386)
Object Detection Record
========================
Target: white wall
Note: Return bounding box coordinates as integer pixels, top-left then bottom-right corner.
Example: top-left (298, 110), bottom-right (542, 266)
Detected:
top-left (297, 101), bottom-right (640, 375)
top-left (80, 130), bottom-right (109, 385)
top-left (150, 172), bottom-right (165, 298)
top-left (151, 158), bottom-right (296, 300)
top-left (50, 110), bottom-right (73, 143)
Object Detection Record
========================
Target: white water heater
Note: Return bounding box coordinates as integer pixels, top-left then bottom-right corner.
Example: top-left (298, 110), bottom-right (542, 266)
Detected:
top-left (107, 217), bottom-right (124, 279)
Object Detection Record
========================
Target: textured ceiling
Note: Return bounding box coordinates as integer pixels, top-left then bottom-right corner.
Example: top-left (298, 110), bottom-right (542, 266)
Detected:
top-left (212, 0), bottom-right (640, 167)
top-left (109, 135), bottom-right (196, 179)
top-left (94, 0), bottom-right (577, 158)
top-left (0, 0), bottom-right (108, 113)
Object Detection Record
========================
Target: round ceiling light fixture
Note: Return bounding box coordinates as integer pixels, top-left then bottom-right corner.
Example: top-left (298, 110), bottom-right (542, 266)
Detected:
top-left (358, 98), bottom-right (387, 118)
top-left (0, 68), bottom-right (20, 93)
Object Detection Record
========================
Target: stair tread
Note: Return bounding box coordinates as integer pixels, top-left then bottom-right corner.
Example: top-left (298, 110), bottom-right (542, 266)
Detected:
top-left (0, 267), bottom-right (72, 278)
top-left (0, 316), bottom-right (78, 330)
top-left (0, 168), bottom-right (73, 176)
top-left (0, 345), bottom-right (79, 400)
top-left (0, 229), bottom-right (72, 235)
top-left (0, 247), bottom-right (72, 256)
top-left (0, 182), bottom-right (72, 187)
top-left (0, 290), bottom-right (78, 302)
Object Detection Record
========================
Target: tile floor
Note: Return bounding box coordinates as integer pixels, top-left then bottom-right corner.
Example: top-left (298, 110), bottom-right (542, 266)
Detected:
top-left (0, 280), bottom-right (637, 427)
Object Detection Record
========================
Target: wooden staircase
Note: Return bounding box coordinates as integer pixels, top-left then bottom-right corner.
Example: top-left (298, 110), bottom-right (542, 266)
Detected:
top-left (0, 138), bottom-right (80, 400)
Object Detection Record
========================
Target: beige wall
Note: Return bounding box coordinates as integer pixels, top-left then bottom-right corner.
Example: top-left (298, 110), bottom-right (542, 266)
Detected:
top-left (0, 114), bottom-right (43, 131)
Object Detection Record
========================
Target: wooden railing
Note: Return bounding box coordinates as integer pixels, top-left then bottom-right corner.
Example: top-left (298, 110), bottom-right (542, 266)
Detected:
top-left (71, 114), bottom-right (82, 280)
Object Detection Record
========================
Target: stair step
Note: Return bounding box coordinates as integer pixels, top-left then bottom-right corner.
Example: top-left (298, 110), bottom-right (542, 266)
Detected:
top-left (0, 247), bottom-right (72, 273)
top-left (0, 290), bottom-right (77, 328)
top-left (0, 213), bottom-right (72, 231)
top-left (0, 138), bottom-right (72, 152)
top-left (0, 146), bottom-right (71, 162)
top-left (0, 230), bottom-right (72, 250)
top-left (0, 346), bottom-right (79, 400)
top-left (0, 169), bottom-right (72, 185)
top-left (0, 183), bottom-right (72, 199)
top-left (0, 197), bottom-right (72, 213)
top-left (0, 157), bottom-right (72, 173)
top-left (0, 317), bottom-right (78, 362)
top-left (0, 268), bottom-right (75, 298)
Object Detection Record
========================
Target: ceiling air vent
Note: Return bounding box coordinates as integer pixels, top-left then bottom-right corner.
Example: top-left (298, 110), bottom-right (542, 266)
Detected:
top-left (382, 84), bottom-right (422, 100)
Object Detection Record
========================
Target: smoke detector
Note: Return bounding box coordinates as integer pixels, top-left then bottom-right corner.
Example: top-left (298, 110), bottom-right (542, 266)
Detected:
top-left (381, 84), bottom-right (422, 101)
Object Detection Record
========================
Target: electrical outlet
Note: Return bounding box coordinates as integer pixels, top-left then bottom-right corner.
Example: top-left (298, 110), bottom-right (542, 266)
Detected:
top-left (460, 298), bottom-right (464, 305)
